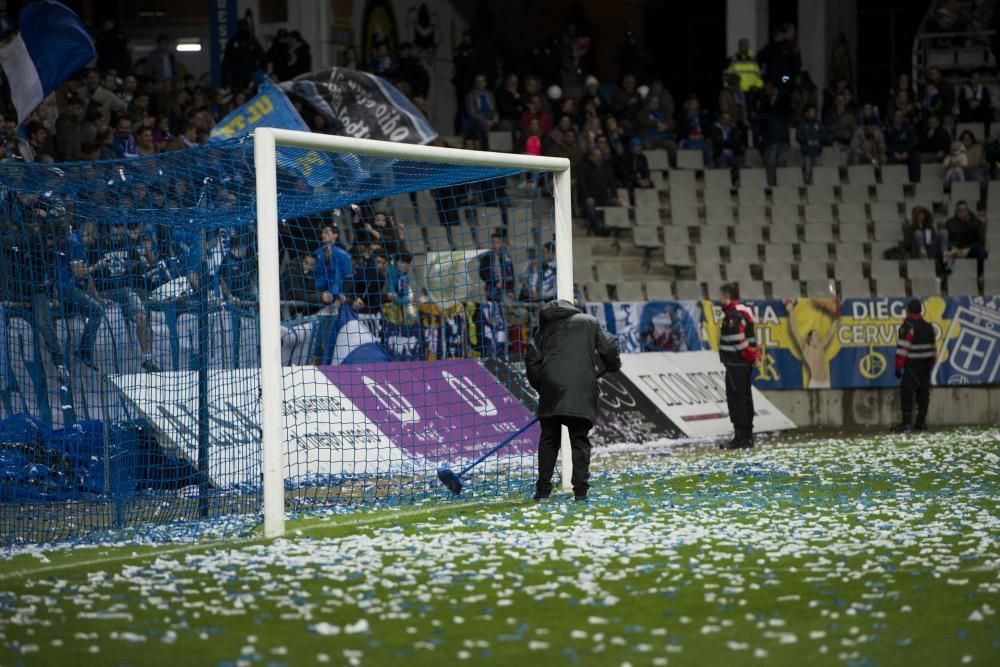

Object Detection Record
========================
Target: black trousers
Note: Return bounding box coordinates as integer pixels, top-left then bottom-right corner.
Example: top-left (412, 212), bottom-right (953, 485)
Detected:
top-left (900, 364), bottom-right (932, 424)
top-left (725, 363), bottom-right (754, 434)
top-left (536, 416), bottom-right (592, 497)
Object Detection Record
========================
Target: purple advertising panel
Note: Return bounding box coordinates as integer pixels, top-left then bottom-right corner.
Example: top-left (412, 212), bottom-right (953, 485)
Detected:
top-left (321, 360), bottom-right (538, 462)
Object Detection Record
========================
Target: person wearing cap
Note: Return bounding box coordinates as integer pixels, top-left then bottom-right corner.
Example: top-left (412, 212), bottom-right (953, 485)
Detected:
top-left (526, 298), bottom-right (621, 502)
top-left (893, 299), bottom-right (936, 433)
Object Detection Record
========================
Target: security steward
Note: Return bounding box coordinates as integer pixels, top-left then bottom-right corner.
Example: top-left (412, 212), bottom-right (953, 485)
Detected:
top-left (718, 283), bottom-right (762, 449)
top-left (893, 299), bottom-right (936, 432)
top-left (526, 299), bottom-right (621, 502)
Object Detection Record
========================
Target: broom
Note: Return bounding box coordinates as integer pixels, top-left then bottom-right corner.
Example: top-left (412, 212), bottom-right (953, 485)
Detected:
top-left (437, 417), bottom-right (540, 495)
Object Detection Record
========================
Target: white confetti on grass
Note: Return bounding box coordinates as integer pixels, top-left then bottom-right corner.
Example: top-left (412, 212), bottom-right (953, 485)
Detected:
top-left (1, 428), bottom-right (998, 664)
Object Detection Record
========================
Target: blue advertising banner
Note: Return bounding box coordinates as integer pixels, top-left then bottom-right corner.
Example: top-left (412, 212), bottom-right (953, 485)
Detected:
top-left (594, 296), bottom-right (1000, 390)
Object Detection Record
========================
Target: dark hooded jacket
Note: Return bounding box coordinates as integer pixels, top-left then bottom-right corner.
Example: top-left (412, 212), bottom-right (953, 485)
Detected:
top-left (525, 300), bottom-right (621, 425)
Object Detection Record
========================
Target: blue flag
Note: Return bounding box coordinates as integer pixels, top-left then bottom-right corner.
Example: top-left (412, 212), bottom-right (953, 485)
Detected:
top-left (0, 1), bottom-right (96, 124)
top-left (209, 79), bottom-right (333, 186)
top-left (321, 305), bottom-right (390, 365)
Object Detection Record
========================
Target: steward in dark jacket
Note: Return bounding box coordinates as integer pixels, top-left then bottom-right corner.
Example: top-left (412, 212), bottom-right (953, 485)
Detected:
top-left (892, 298), bottom-right (936, 432)
top-left (525, 299), bottom-right (621, 501)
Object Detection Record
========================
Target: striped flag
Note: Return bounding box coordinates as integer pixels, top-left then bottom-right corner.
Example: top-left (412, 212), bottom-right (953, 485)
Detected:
top-left (0, 1), bottom-right (95, 124)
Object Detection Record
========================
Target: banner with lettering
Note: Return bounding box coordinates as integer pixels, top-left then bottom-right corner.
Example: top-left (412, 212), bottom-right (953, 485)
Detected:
top-left (208, 79), bottom-right (333, 186)
top-left (279, 68), bottom-right (438, 145)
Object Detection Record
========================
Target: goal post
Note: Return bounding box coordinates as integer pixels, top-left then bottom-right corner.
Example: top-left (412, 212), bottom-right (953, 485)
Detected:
top-left (253, 128), bottom-right (575, 538)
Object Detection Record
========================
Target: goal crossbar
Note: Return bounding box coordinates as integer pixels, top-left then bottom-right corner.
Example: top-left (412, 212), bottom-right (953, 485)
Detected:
top-left (253, 128), bottom-right (575, 537)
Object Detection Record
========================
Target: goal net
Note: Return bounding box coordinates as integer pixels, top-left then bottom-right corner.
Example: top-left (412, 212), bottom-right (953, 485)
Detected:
top-left (0, 130), bottom-right (572, 544)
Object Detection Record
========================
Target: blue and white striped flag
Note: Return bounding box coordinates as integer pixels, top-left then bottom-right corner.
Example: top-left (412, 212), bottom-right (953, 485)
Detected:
top-left (0, 1), bottom-right (96, 124)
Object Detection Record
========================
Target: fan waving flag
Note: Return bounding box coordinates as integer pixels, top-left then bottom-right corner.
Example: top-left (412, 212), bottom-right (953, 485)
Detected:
top-left (0, 1), bottom-right (96, 124)
top-left (321, 304), bottom-right (391, 366)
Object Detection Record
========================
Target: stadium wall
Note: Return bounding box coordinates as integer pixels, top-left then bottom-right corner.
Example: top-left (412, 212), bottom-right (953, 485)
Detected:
top-left (762, 386), bottom-right (1000, 428)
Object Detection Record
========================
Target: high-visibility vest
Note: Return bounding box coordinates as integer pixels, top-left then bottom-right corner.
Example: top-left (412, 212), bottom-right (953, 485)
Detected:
top-left (727, 53), bottom-right (763, 92)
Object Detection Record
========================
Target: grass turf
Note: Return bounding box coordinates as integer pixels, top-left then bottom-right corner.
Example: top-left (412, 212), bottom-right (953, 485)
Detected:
top-left (1, 428), bottom-right (998, 666)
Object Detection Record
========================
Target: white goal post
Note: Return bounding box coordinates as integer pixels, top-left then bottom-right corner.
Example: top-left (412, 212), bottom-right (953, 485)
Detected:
top-left (253, 127), bottom-right (575, 537)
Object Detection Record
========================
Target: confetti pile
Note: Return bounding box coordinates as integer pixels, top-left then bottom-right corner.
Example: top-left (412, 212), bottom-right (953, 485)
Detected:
top-left (1, 428), bottom-right (998, 665)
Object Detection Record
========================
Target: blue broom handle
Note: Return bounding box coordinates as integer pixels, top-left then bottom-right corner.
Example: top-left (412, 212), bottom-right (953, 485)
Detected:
top-left (457, 417), bottom-right (540, 478)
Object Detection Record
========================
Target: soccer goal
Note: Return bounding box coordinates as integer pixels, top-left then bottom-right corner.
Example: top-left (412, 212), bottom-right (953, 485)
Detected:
top-left (0, 130), bottom-right (574, 544)
top-left (253, 128), bottom-right (574, 537)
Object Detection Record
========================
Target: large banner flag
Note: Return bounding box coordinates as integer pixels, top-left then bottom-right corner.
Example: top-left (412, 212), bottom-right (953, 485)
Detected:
top-left (209, 78), bottom-right (333, 186)
top-left (320, 304), bottom-right (391, 366)
top-left (0, 0), bottom-right (95, 124)
top-left (279, 68), bottom-right (438, 145)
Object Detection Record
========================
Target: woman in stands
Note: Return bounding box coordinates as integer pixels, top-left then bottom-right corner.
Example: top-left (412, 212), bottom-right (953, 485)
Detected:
top-left (909, 205), bottom-right (945, 264)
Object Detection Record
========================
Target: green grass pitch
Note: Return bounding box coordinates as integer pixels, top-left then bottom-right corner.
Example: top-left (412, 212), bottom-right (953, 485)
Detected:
top-left (1, 428), bottom-right (998, 666)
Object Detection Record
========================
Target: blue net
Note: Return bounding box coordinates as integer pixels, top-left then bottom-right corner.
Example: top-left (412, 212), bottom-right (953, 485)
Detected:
top-left (0, 136), bottom-right (556, 544)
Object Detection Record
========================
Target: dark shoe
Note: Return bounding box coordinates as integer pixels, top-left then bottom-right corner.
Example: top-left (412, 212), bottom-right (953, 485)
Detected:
top-left (891, 423), bottom-right (914, 433)
top-left (532, 492), bottom-right (550, 502)
top-left (720, 439), bottom-right (753, 450)
top-left (573, 495), bottom-right (588, 503)
top-left (142, 358), bottom-right (161, 373)
top-left (913, 421), bottom-right (928, 432)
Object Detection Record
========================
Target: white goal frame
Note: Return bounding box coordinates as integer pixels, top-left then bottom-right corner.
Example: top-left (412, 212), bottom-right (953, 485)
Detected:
top-left (254, 127), bottom-right (574, 537)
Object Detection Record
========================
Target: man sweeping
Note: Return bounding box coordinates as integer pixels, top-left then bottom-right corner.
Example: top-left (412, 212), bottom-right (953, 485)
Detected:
top-left (525, 299), bottom-right (621, 502)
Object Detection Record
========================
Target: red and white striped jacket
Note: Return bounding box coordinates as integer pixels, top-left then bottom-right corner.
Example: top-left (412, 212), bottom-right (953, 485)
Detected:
top-left (895, 313), bottom-right (936, 370)
top-left (719, 301), bottom-right (760, 367)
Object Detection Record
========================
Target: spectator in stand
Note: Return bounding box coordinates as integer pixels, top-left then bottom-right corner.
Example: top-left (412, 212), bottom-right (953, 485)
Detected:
top-left (796, 104), bottom-right (825, 184)
top-left (920, 80), bottom-right (946, 122)
top-left (145, 35), bottom-right (178, 86)
top-left (909, 206), bottom-right (945, 262)
top-left (16, 121), bottom-right (46, 163)
top-left (286, 31), bottom-right (313, 79)
top-left (958, 72), bottom-right (992, 130)
top-left (340, 45), bottom-right (360, 70)
top-left (135, 126), bottom-right (157, 156)
top-left (477, 231), bottom-right (514, 359)
top-left (55, 96), bottom-right (85, 161)
top-left (385, 252), bottom-right (415, 319)
top-left (822, 77), bottom-right (854, 125)
top-left (547, 125), bottom-right (583, 170)
top-left (888, 72), bottom-right (916, 117)
top-left (523, 75), bottom-right (551, 114)
top-left (920, 114), bottom-right (951, 162)
top-left (579, 75), bottom-right (609, 117)
top-left (725, 38), bottom-right (764, 98)
top-left (281, 252), bottom-right (326, 319)
top-left (756, 80), bottom-right (791, 187)
top-left (709, 111), bottom-right (745, 177)
top-left (369, 41), bottom-right (395, 78)
top-left (578, 147), bottom-right (621, 235)
top-left (366, 210), bottom-right (403, 258)
top-left (603, 116), bottom-right (628, 160)
top-left (96, 19), bottom-right (132, 75)
top-left (611, 74), bottom-right (644, 133)
top-left (885, 108), bottom-right (921, 182)
top-left (518, 249), bottom-right (542, 302)
top-left (55, 222), bottom-right (105, 369)
top-left (848, 116), bottom-right (886, 167)
top-left (579, 115), bottom-right (603, 154)
top-left (719, 73), bottom-right (749, 126)
top-left (112, 117), bottom-right (138, 158)
top-left (943, 138), bottom-right (968, 182)
top-left (615, 28), bottom-right (655, 82)
top-left (637, 95), bottom-right (676, 160)
top-left (620, 137), bottom-right (652, 190)
top-left (351, 247), bottom-right (390, 314)
top-left (521, 95), bottom-right (553, 137)
top-left (825, 92), bottom-right (857, 148)
top-left (757, 24), bottom-right (801, 87)
top-left (925, 66), bottom-right (956, 120)
top-left (677, 94), bottom-right (712, 167)
top-left (267, 29), bottom-right (291, 80)
top-left (943, 200), bottom-right (989, 281)
top-left (496, 73), bottom-right (526, 133)
top-left (465, 73), bottom-right (499, 145)
top-left (789, 71), bottom-right (818, 124)
top-left (223, 19), bottom-right (266, 93)
top-left (959, 130), bottom-right (988, 190)
top-left (985, 133), bottom-right (1000, 178)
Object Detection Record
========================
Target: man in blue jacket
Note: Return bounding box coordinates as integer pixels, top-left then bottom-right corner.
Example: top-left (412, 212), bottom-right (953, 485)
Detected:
top-left (884, 109), bottom-right (921, 183)
top-left (312, 224), bottom-right (353, 363)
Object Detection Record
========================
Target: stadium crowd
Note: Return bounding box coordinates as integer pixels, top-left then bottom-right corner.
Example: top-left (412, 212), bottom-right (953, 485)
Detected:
top-left (0, 5), bottom-right (997, 368)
